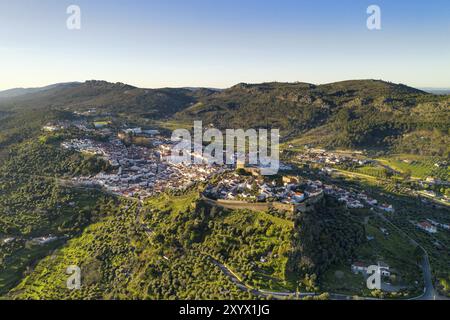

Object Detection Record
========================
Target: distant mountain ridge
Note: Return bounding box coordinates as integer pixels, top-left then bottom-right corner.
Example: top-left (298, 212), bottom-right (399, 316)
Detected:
top-left (0, 82), bottom-right (80, 100)
top-left (420, 88), bottom-right (450, 95)
top-left (174, 79), bottom-right (448, 154)
top-left (0, 79), bottom-right (448, 156)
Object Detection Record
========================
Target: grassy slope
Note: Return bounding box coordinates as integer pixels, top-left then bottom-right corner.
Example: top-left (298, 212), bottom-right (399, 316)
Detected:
top-left (377, 154), bottom-right (449, 180)
top-left (9, 191), bottom-right (290, 299)
top-left (0, 135), bottom-right (111, 295)
top-left (9, 190), bottom-right (364, 299)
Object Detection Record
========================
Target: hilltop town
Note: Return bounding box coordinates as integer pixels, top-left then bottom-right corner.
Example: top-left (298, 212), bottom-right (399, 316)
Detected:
top-left (49, 117), bottom-right (404, 217)
top-left (62, 137), bottom-right (224, 199)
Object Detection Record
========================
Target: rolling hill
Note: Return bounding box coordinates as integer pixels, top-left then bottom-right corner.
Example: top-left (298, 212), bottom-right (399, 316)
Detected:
top-left (0, 79), bottom-right (448, 299)
top-left (0, 83), bottom-right (80, 100)
top-left (174, 80), bottom-right (449, 155)
top-left (0, 79), bottom-right (448, 156)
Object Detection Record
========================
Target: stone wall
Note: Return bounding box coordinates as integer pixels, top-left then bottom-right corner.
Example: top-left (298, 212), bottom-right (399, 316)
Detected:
top-left (201, 191), bottom-right (324, 215)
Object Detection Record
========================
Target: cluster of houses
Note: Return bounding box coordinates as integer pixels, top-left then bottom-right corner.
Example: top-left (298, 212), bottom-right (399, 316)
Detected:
top-left (43, 116), bottom-right (162, 138)
top-left (202, 169), bottom-right (396, 215)
top-left (30, 235), bottom-right (58, 245)
top-left (1, 237), bottom-right (15, 245)
top-left (203, 173), bottom-right (325, 205)
top-left (43, 124), bottom-right (65, 132)
top-left (62, 139), bottom-right (120, 159)
top-left (416, 219), bottom-right (450, 234)
top-left (297, 148), bottom-right (449, 206)
top-left (323, 184), bottom-right (394, 212)
top-left (64, 137), bottom-right (226, 200)
top-left (53, 118), bottom-right (397, 212)
top-left (43, 118), bottom-right (118, 134)
top-left (120, 127), bottom-right (160, 136)
top-left (416, 221), bottom-right (438, 234)
top-left (73, 108), bottom-right (98, 116)
top-left (297, 148), bottom-right (372, 167)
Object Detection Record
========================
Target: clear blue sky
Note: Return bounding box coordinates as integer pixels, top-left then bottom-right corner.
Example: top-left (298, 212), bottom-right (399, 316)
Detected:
top-left (0, 0), bottom-right (449, 90)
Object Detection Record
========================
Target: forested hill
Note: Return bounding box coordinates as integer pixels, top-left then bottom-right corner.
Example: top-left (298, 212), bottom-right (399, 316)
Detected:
top-left (175, 79), bottom-right (429, 131)
top-left (0, 79), bottom-right (448, 155)
top-left (175, 80), bottom-right (449, 155)
top-left (0, 81), bottom-right (213, 150)
top-left (0, 83), bottom-right (80, 100)
top-left (0, 80), bottom-right (211, 118)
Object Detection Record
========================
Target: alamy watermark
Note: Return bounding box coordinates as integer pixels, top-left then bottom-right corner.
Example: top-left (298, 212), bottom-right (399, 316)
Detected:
top-left (66, 265), bottom-right (81, 290)
top-left (67, 5), bottom-right (81, 30)
top-left (64, 5), bottom-right (381, 31)
top-left (170, 121), bottom-right (280, 175)
top-left (367, 5), bottom-right (381, 30)
top-left (366, 265), bottom-right (382, 290)
top-left (64, 5), bottom-right (380, 31)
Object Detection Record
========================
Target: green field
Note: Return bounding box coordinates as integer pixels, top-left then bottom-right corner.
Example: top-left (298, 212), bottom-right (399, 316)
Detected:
top-left (355, 165), bottom-right (391, 179)
top-left (377, 155), bottom-right (449, 180)
top-left (93, 121), bottom-right (111, 127)
top-left (0, 240), bottom-right (65, 295)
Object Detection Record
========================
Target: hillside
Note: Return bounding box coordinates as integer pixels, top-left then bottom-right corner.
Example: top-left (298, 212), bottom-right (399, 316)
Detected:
top-left (0, 138), bottom-right (110, 294)
top-left (0, 83), bottom-right (79, 100)
top-left (175, 80), bottom-right (449, 155)
top-left (7, 189), bottom-right (364, 299)
top-left (0, 133), bottom-right (364, 298)
top-left (0, 81), bottom-right (205, 117)
top-left (0, 81), bottom-right (214, 151)
top-left (1, 79), bottom-right (448, 155)
top-left (0, 79), bottom-right (448, 299)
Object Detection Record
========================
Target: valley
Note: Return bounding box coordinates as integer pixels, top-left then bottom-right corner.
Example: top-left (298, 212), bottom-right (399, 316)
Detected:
top-left (0, 79), bottom-right (448, 300)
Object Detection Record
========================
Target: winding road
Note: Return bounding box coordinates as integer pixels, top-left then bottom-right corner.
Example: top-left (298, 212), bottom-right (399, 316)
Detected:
top-left (373, 210), bottom-right (448, 300)
top-left (411, 254), bottom-right (448, 300)
top-left (209, 257), bottom-right (315, 299)
top-left (208, 256), bottom-right (377, 300)
top-left (131, 188), bottom-right (447, 300)
top-left (209, 250), bottom-right (448, 300)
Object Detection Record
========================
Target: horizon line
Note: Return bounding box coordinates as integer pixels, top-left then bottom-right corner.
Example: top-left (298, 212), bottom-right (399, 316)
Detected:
top-left (2, 78), bottom-right (449, 93)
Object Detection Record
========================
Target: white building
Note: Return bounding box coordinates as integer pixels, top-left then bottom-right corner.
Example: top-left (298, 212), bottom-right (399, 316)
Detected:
top-left (351, 262), bottom-right (368, 274)
top-left (417, 221), bottom-right (438, 234)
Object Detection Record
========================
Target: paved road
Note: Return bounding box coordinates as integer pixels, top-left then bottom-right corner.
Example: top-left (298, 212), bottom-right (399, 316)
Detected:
top-left (209, 256), bottom-right (379, 300)
top-left (209, 252), bottom-right (450, 301)
top-left (416, 254), bottom-right (436, 300)
top-left (374, 210), bottom-right (449, 300)
top-left (208, 257), bottom-right (316, 299)
top-left (411, 254), bottom-right (449, 300)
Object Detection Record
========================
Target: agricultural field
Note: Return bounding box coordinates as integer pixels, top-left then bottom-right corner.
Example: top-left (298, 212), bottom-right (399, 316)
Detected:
top-left (93, 121), bottom-right (111, 128)
top-left (332, 168), bottom-right (407, 196)
top-left (354, 165), bottom-right (391, 180)
top-left (377, 155), bottom-right (449, 181)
